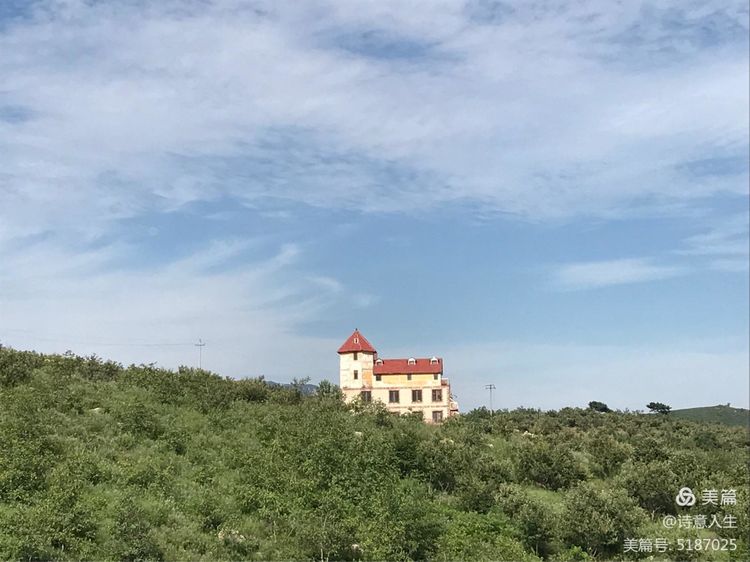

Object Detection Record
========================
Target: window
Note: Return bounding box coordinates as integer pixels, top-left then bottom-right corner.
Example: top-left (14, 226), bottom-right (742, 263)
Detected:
top-left (375, 374), bottom-right (381, 382)
top-left (375, 358), bottom-right (383, 365)
top-left (407, 357), bottom-right (416, 365)
top-left (353, 369), bottom-right (358, 380)
top-left (430, 356), bottom-right (438, 364)
top-left (353, 336), bottom-right (359, 344)
top-left (411, 389), bottom-right (422, 403)
top-left (433, 374), bottom-right (439, 380)
top-left (407, 374), bottom-right (412, 381)
top-left (389, 390), bottom-right (400, 403)
top-left (432, 389), bottom-right (442, 402)
top-left (432, 410), bottom-right (443, 423)
top-left (360, 390), bottom-right (371, 402)
top-left (353, 352), bottom-right (358, 360)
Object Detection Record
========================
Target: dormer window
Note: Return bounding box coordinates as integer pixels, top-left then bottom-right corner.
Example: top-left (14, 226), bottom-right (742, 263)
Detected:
top-left (407, 358), bottom-right (416, 365)
top-left (353, 337), bottom-right (359, 344)
top-left (430, 356), bottom-right (438, 364)
top-left (375, 358), bottom-right (383, 365)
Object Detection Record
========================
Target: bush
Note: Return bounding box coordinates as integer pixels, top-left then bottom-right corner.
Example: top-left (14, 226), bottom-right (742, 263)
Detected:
top-left (495, 484), bottom-right (557, 557)
top-left (515, 438), bottom-right (586, 490)
top-left (585, 430), bottom-right (632, 477)
top-left (234, 376), bottom-right (270, 402)
top-left (618, 460), bottom-right (680, 515)
top-left (0, 347), bottom-right (747, 561)
top-left (0, 346), bottom-right (43, 386)
top-left (560, 482), bottom-right (647, 558)
top-left (435, 510), bottom-right (540, 561)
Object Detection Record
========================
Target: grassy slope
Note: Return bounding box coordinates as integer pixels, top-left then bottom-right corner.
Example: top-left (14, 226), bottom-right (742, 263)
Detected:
top-left (1, 347), bottom-right (749, 561)
top-left (670, 405), bottom-right (750, 427)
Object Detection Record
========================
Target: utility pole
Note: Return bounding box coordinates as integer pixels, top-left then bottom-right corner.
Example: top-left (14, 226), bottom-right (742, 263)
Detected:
top-left (485, 383), bottom-right (496, 415)
top-left (195, 338), bottom-right (205, 369)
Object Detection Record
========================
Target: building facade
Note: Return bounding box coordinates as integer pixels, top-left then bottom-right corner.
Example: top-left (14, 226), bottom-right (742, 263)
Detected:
top-left (338, 329), bottom-right (458, 423)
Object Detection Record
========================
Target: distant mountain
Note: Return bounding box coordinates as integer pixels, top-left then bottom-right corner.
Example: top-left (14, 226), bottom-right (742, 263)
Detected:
top-left (670, 404), bottom-right (749, 427)
top-left (266, 380), bottom-right (319, 396)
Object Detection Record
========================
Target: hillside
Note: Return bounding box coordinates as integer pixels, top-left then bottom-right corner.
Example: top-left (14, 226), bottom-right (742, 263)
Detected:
top-left (0, 346), bottom-right (748, 561)
top-left (670, 404), bottom-right (750, 427)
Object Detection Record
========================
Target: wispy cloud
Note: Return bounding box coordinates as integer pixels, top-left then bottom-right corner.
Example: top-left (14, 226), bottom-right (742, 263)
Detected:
top-left (554, 258), bottom-right (686, 290)
top-left (0, 0), bottom-right (745, 401)
top-left (0, 0), bottom-right (746, 249)
top-left (308, 275), bottom-right (344, 293)
top-left (678, 214), bottom-right (749, 272)
top-left (0, 237), bottom-right (338, 379)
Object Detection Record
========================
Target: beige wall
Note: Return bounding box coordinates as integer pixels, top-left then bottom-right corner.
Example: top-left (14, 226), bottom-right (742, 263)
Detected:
top-left (339, 351), bottom-right (374, 391)
top-left (370, 372), bottom-right (442, 387)
top-left (340, 356), bottom-right (453, 423)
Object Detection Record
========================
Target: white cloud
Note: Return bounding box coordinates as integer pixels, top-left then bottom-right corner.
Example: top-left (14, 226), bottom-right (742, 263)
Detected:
top-left (0, 239), bottom-right (339, 381)
top-left (553, 258), bottom-right (686, 290)
top-left (308, 276), bottom-right (344, 293)
top-left (0, 0), bottom-right (745, 401)
top-left (0, 0), bottom-right (747, 249)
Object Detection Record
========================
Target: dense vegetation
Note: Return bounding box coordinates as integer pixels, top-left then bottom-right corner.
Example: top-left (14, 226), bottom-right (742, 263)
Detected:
top-left (0, 346), bottom-right (748, 561)
top-left (670, 405), bottom-right (750, 428)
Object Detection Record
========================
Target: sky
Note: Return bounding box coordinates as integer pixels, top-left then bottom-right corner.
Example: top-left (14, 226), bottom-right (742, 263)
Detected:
top-left (0, 0), bottom-right (748, 411)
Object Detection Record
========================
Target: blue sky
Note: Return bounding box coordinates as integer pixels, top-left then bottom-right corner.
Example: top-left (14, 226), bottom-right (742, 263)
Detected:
top-left (0, 0), bottom-right (747, 411)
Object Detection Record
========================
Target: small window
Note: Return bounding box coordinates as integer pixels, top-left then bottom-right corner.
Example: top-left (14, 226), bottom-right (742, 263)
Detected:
top-left (353, 352), bottom-right (358, 360)
top-left (412, 389), bottom-right (422, 403)
top-left (353, 337), bottom-right (359, 344)
top-left (353, 369), bottom-right (358, 380)
top-left (432, 389), bottom-right (442, 402)
top-left (432, 410), bottom-right (443, 423)
top-left (433, 374), bottom-right (439, 381)
top-left (375, 358), bottom-right (383, 365)
top-left (360, 390), bottom-right (371, 402)
top-left (407, 374), bottom-right (412, 381)
top-left (430, 356), bottom-right (438, 364)
top-left (375, 374), bottom-right (381, 382)
top-left (407, 357), bottom-right (416, 365)
top-left (389, 390), bottom-right (400, 403)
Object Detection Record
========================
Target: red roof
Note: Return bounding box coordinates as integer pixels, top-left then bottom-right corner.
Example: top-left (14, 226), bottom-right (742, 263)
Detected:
top-left (373, 357), bottom-right (443, 375)
top-left (337, 329), bottom-right (377, 354)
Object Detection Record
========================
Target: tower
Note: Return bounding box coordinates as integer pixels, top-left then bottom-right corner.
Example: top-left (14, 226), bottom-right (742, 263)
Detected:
top-left (337, 329), bottom-right (376, 401)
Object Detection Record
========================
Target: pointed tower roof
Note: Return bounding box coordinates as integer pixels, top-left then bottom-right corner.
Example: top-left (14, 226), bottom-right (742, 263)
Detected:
top-left (337, 329), bottom-right (377, 354)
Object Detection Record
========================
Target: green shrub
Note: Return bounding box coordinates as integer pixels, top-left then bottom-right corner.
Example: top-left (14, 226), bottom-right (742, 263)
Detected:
top-left (435, 510), bottom-right (540, 562)
top-left (560, 482), bottom-right (647, 558)
top-left (515, 437), bottom-right (586, 490)
top-left (0, 346), bottom-right (43, 386)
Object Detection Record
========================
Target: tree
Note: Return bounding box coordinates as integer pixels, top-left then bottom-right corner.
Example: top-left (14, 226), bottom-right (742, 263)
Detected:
top-left (315, 379), bottom-right (343, 402)
top-left (587, 401), bottom-right (611, 413)
top-left (646, 402), bottom-right (671, 414)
